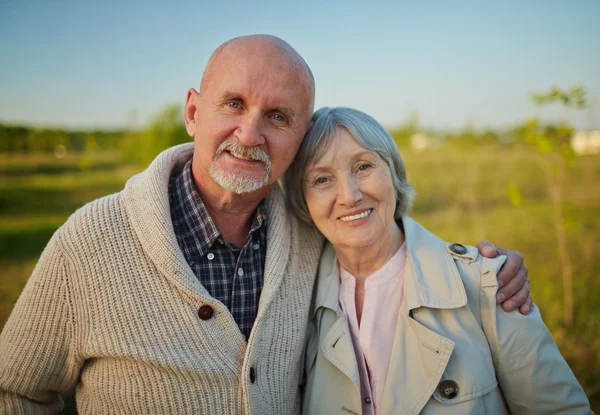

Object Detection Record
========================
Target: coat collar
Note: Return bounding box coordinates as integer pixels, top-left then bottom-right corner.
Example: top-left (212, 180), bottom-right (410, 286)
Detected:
top-left (402, 216), bottom-right (467, 310)
top-left (313, 243), bottom-right (343, 317)
top-left (123, 144), bottom-right (206, 300)
top-left (314, 216), bottom-right (467, 315)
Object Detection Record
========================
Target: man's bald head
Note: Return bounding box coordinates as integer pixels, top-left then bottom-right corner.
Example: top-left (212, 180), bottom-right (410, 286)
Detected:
top-left (200, 35), bottom-right (315, 117)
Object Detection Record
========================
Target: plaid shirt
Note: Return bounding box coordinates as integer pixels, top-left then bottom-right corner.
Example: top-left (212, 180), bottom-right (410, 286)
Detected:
top-left (169, 160), bottom-right (267, 339)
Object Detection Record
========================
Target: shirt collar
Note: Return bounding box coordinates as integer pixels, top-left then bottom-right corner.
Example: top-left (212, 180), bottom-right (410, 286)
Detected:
top-left (339, 242), bottom-right (406, 289)
top-left (172, 160), bottom-right (266, 255)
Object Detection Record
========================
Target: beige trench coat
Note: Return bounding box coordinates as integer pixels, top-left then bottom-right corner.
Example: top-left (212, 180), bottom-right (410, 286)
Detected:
top-left (302, 217), bottom-right (592, 415)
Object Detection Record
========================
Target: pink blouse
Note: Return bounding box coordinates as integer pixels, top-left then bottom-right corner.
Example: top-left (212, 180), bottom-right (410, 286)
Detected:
top-left (339, 243), bottom-right (406, 415)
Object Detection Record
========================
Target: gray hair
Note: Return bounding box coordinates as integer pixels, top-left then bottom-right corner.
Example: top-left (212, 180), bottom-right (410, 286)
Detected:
top-left (284, 107), bottom-right (415, 224)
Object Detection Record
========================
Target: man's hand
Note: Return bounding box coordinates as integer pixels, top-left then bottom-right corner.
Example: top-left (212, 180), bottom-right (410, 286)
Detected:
top-left (477, 240), bottom-right (532, 315)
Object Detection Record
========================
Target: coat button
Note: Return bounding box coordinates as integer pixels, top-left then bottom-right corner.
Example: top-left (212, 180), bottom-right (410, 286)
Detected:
top-left (449, 243), bottom-right (467, 255)
top-left (364, 397), bottom-right (372, 404)
top-left (438, 379), bottom-right (459, 399)
top-left (249, 367), bottom-right (256, 383)
top-left (198, 305), bottom-right (214, 320)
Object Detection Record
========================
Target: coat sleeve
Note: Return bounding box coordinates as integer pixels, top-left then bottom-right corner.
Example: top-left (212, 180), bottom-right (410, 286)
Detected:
top-left (478, 256), bottom-right (593, 415)
top-left (0, 231), bottom-right (83, 414)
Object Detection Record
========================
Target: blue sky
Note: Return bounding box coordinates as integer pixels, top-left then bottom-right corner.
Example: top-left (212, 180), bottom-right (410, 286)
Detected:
top-left (1, 0), bottom-right (599, 130)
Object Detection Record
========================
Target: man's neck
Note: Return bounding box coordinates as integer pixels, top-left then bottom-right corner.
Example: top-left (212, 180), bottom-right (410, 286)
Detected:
top-left (191, 169), bottom-right (270, 248)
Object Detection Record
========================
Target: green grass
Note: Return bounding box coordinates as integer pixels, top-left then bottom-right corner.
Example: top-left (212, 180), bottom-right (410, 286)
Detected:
top-left (1, 147), bottom-right (599, 411)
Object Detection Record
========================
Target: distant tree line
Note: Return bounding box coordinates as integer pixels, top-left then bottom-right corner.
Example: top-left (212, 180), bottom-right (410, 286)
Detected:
top-left (0, 123), bottom-right (125, 153)
top-left (2, 87), bottom-right (590, 173)
top-left (1, 104), bottom-right (191, 166)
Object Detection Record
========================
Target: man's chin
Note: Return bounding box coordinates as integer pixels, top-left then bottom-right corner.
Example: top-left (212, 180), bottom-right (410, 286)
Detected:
top-left (209, 170), bottom-right (269, 195)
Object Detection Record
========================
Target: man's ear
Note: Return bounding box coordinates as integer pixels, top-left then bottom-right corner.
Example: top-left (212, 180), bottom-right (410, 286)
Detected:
top-left (184, 89), bottom-right (199, 138)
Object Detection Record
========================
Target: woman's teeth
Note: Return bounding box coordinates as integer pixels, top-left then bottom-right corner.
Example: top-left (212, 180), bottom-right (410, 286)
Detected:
top-left (339, 209), bottom-right (372, 222)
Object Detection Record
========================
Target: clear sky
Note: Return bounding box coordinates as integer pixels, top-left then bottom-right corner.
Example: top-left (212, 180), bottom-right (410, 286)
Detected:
top-left (1, 0), bottom-right (599, 131)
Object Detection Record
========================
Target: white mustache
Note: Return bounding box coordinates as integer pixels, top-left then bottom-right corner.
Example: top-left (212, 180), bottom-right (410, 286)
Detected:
top-left (214, 140), bottom-right (271, 164)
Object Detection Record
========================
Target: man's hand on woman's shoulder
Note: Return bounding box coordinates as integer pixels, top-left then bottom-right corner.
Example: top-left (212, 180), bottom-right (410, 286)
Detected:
top-left (477, 240), bottom-right (532, 315)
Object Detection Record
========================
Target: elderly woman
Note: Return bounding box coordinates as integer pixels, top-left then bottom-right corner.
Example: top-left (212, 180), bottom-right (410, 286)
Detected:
top-left (284, 107), bottom-right (591, 414)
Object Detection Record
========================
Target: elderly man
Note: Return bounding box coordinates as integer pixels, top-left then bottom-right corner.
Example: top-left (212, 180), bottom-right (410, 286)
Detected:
top-left (0, 35), bottom-right (530, 414)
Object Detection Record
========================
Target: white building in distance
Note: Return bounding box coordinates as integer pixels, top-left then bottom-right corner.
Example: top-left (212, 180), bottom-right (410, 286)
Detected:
top-left (572, 131), bottom-right (600, 155)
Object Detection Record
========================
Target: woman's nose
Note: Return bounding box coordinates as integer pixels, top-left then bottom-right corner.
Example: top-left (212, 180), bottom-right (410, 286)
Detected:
top-left (337, 176), bottom-right (363, 206)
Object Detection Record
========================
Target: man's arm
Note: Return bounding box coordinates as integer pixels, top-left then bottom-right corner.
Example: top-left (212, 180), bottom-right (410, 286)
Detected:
top-left (0, 232), bottom-right (82, 413)
top-left (477, 240), bottom-right (532, 314)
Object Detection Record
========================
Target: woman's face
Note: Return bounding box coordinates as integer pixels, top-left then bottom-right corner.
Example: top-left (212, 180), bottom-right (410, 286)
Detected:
top-left (303, 127), bottom-right (398, 252)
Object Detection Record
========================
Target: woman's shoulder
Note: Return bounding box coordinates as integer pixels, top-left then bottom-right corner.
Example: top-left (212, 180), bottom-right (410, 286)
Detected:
top-left (403, 216), bottom-right (506, 292)
top-left (445, 242), bottom-right (507, 294)
top-left (401, 216), bottom-right (508, 317)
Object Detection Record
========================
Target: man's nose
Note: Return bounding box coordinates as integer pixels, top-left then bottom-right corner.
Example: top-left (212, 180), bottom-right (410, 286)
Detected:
top-left (337, 176), bottom-right (363, 206)
top-left (235, 113), bottom-right (265, 147)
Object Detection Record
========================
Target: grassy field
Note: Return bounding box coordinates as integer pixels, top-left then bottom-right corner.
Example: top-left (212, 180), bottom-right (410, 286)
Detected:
top-left (1, 145), bottom-right (599, 411)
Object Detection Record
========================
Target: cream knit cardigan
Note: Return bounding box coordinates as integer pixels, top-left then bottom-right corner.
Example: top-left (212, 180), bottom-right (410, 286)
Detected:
top-left (0, 143), bottom-right (324, 414)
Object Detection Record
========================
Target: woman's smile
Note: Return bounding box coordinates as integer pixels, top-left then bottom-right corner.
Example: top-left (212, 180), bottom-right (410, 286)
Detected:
top-left (303, 127), bottom-right (400, 255)
top-left (338, 208), bottom-right (373, 223)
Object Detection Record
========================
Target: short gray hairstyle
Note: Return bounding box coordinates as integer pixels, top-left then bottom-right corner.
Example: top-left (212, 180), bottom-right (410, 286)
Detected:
top-left (284, 107), bottom-right (415, 224)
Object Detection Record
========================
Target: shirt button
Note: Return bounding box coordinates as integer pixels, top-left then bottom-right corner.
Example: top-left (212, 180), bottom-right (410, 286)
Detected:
top-left (238, 268), bottom-right (244, 277)
top-left (207, 253), bottom-right (215, 260)
top-left (198, 305), bottom-right (214, 320)
top-left (249, 367), bottom-right (256, 383)
top-left (252, 243), bottom-right (260, 250)
top-left (364, 397), bottom-right (372, 404)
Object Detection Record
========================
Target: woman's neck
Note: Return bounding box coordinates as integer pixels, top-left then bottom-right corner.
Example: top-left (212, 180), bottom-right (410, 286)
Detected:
top-left (335, 223), bottom-right (405, 284)
top-left (337, 223), bottom-right (404, 325)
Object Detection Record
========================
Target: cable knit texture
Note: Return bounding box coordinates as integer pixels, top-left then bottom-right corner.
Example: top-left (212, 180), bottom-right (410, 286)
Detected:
top-left (0, 143), bottom-right (324, 414)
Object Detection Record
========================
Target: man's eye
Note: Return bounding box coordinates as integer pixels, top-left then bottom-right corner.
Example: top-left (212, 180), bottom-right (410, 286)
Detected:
top-left (272, 113), bottom-right (285, 122)
top-left (226, 102), bottom-right (241, 109)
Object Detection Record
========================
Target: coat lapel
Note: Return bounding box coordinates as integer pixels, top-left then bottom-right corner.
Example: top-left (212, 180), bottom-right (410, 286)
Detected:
top-left (123, 143), bottom-right (215, 302)
top-left (254, 183), bottom-right (292, 315)
top-left (313, 244), bottom-right (361, 388)
top-left (379, 301), bottom-right (455, 414)
top-left (380, 217), bottom-right (467, 413)
top-left (402, 217), bottom-right (467, 310)
top-left (321, 316), bottom-right (361, 387)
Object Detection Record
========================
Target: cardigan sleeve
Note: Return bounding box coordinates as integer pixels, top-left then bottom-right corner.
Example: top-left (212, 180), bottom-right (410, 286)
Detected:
top-left (478, 256), bottom-right (592, 415)
top-left (0, 231), bottom-right (83, 414)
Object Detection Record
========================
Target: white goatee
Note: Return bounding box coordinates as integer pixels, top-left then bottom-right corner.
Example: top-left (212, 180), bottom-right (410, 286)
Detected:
top-left (209, 139), bottom-right (272, 194)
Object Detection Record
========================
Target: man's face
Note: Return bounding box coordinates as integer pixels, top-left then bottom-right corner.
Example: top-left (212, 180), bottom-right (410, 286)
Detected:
top-left (188, 43), bottom-right (312, 196)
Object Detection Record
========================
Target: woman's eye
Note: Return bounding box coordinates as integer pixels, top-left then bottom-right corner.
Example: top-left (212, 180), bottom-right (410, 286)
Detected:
top-left (357, 164), bottom-right (373, 172)
top-left (314, 177), bottom-right (329, 185)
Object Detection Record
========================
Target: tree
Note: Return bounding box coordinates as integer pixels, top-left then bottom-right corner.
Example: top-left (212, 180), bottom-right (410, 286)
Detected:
top-left (520, 86), bottom-right (587, 325)
top-left (121, 104), bottom-right (190, 166)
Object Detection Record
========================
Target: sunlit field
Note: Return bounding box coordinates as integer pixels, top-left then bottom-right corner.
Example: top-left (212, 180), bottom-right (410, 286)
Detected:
top-left (1, 144), bottom-right (599, 411)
